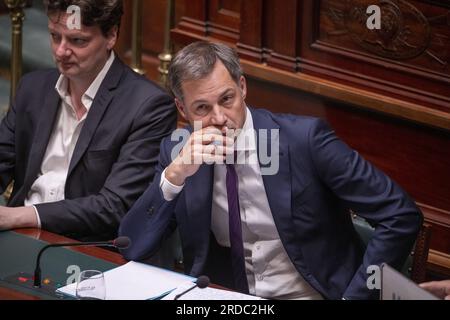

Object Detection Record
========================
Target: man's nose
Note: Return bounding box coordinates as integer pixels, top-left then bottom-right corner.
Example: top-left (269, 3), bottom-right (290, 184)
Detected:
top-left (55, 41), bottom-right (71, 58)
top-left (210, 105), bottom-right (226, 125)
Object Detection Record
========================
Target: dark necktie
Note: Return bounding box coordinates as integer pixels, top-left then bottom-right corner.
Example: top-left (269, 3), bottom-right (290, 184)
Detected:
top-left (226, 163), bottom-right (249, 294)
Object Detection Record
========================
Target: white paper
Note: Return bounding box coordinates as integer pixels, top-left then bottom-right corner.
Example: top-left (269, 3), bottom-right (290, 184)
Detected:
top-left (56, 261), bottom-right (195, 300)
top-left (161, 280), bottom-right (265, 300)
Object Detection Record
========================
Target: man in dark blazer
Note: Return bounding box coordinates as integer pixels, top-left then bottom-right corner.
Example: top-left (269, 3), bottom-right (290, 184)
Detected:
top-left (0, 0), bottom-right (176, 241)
top-left (119, 41), bottom-right (422, 299)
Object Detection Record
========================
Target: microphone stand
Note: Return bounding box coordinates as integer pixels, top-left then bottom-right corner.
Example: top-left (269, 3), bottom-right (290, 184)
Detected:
top-left (33, 241), bottom-right (115, 288)
top-left (3, 237), bottom-right (129, 299)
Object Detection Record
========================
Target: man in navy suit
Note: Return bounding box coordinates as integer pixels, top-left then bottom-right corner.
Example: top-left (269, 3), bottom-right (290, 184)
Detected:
top-left (119, 41), bottom-right (422, 299)
top-left (0, 0), bottom-right (176, 241)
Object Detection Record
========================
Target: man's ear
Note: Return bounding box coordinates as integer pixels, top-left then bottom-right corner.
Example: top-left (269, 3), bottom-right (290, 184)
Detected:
top-left (106, 26), bottom-right (118, 50)
top-left (175, 98), bottom-right (188, 120)
top-left (239, 75), bottom-right (247, 100)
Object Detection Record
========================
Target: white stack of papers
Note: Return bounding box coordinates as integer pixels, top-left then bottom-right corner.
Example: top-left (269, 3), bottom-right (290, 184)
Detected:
top-left (161, 280), bottom-right (265, 300)
top-left (56, 261), bottom-right (195, 300)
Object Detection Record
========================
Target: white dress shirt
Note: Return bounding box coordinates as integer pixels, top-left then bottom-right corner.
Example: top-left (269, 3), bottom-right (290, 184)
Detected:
top-left (24, 51), bottom-right (115, 227)
top-left (160, 107), bottom-right (323, 300)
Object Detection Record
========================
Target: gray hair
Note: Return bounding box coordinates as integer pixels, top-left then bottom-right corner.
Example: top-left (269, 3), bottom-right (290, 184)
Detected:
top-left (168, 41), bottom-right (243, 102)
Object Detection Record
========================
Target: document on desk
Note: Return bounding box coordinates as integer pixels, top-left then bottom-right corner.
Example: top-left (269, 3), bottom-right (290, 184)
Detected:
top-left (56, 261), bottom-right (195, 300)
top-left (161, 281), bottom-right (265, 300)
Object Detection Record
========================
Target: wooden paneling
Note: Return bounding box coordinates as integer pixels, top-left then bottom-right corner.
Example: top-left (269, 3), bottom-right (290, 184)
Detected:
top-left (264, 0), bottom-right (299, 71)
top-left (141, 0), bottom-right (169, 56)
top-left (300, 0), bottom-right (450, 117)
top-left (171, 0), bottom-right (241, 44)
top-left (114, 0), bottom-right (132, 60)
top-left (207, 0), bottom-right (241, 41)
top-left (176, 0), bottom-right (208, 39)
top-left (209, 0), bottom-right (241, 30)
top-left (237, 0), bottom-right (264, 62)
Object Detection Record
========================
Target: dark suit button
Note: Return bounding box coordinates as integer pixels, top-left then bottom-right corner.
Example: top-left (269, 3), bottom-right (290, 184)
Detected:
top-left (147, 207), bottom-right (155, 216)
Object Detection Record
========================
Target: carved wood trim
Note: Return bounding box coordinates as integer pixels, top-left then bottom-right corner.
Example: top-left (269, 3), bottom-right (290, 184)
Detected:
top-left (177, 16), bottom-right (209, 37)
top-left (298, 52), bottom-right (450, 113)
top-left (298, 0), bottom-right (450, 128)
top-left (428, 250), bottom-right (450, 278)
top-left (241, 59), bottom-right (450, 130)
top-left (419, 202), bottom-right (450, 228)
top-left (412, 204), bottom-right (449, 278)
top-left (411, 223), bottom-right (432, 283)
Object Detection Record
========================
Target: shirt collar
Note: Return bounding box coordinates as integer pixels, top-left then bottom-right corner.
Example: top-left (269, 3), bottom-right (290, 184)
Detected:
top-left (83, 51), bottom-right (115, 102)
top-left (54, 51), bottom-right (115, 112)
top-left (234, 107), bottom-right (257, 152)
top-left (55, 75), bottom-right (71, 107)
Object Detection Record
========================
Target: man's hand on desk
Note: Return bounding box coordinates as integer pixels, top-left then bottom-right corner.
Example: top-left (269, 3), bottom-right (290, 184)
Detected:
top-left (0, 206), bottom-right (38, 230)
top-left (420, 280), bottom-right (450, 300)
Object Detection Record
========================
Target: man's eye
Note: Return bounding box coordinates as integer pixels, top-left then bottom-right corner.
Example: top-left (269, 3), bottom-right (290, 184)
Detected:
top-left (196, 104), bottom-right (210, 115)
top-left (72, 38), bottom-right (87, 45)
top-left (50, 33), bottom-right (60, 41)
top-left (222, 95), bottom-right (233, 104)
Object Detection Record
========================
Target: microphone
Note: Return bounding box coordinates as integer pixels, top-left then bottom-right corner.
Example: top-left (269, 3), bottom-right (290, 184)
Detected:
top-left (33, 236), bottom-right (131, 288)
top-left (174, 275), bottom-right (210, 300)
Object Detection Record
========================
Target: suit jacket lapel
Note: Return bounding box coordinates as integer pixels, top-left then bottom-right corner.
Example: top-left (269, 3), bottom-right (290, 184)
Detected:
top-left (67, 56), bottom-right (124, 177)
top-left (22, 81), bottom-right (60, 193)
top-left (185, 163), bottom-right (214, 232)
top-left (184, 163), bottom-right (214, 271)
top-left (251, 108), bottom-right (293, 237)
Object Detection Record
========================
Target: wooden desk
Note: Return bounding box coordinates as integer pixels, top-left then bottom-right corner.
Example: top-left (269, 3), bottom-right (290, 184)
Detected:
top-left (0, 228), bottom-right (126, 300)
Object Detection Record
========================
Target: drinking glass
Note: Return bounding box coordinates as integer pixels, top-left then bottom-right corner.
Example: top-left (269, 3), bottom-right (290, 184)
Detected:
top-left (75, 270), bottom-right (106, 300)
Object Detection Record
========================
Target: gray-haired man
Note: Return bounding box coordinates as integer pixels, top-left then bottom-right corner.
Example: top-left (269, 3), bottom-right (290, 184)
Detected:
top-left (120, 41), bottom-right (421, 300)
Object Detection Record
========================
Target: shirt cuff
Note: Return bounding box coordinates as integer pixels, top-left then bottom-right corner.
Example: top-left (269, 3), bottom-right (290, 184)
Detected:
top-left (32, 205), bottom-right (42, 229)
top-left (160, 168), bottom-right (184, 201)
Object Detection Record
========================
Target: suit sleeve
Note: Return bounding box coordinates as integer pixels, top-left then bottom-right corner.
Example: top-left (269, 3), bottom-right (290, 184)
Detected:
top-left (307, 119), bottom-right (422, 299)
top-left (0, 80), bottom-right (21, 194)
top-left (118, 138), bottom-right (179, 261)
top-left (34, 93), bottom-right (177, 240)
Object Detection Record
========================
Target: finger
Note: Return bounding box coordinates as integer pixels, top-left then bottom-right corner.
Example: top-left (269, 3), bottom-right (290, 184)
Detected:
top-left (187, 133), bottom-right (219, 150)
top-left (197, 125), bottom-right (233, 139)
top-left (177, 144), bottom-right (202, 165)
top-left (202, 153), bottom-right (225, 165)
top-left (203, 144), bottom-right (216, 155)
top-left (420, 281), bottom-right (446, 289)
top-left (204, 134), bottom-right (235, 147)
top-left (223, 127), bottom-right (240, 140)
top-left (214, 145), bottom-right (234, 156)
top-left (188, 131), bottom-right (223, 146)
top-left (201, 126), bottom-right (223, 136)
top-left (419, 282), bottom-right (431, 289)
top-left (201, 133), bottom-right (226, 145)
top-left (222, 135), bottom-right (235, 147)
